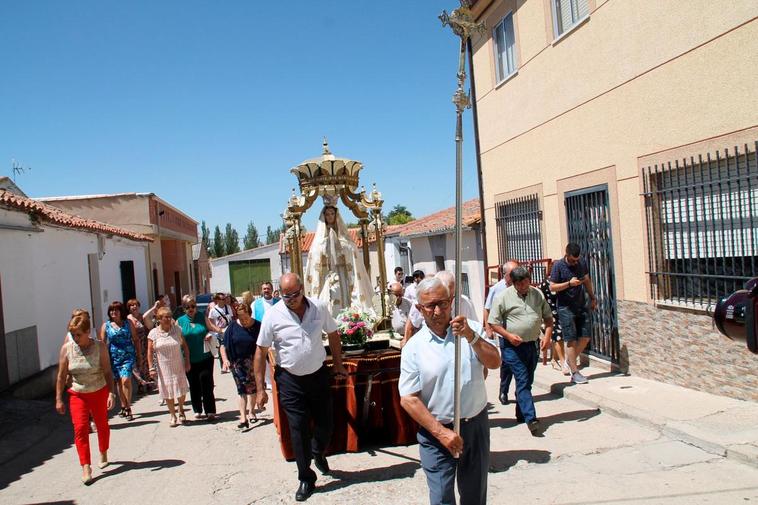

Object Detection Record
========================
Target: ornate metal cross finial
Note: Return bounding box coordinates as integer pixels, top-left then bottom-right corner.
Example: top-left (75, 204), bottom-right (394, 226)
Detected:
top-left (439, 1), bottom-right (485, 40)
top-left (322, 137), bottom-right (331, 155)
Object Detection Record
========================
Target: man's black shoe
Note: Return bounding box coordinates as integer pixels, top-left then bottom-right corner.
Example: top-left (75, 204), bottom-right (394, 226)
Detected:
top-left (498, 393), bottom-right (509, 405)
top-left (295, 480), bottom-right (315, 502)
top-left (528, 419), bottom-right (542, 436)
top-left (313, 454), bottom-right (330, 475)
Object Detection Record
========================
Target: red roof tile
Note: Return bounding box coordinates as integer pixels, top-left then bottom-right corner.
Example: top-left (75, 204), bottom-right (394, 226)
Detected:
top-left (396, 198), bottom-right (480, 237)
top-left (0, 189), bottom-right (152, 242)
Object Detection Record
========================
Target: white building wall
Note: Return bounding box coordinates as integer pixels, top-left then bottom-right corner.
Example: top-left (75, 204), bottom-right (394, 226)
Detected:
top-left (96, 237), bottom-right (150, 321)
top-left (1, 208), bottom-right (149, 384)
top-left (209, 243), bottom-right (282, 294)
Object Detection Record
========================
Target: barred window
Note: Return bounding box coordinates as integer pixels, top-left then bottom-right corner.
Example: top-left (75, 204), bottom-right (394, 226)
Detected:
top-left (643, 142), bottom-right (758, 307)
top-left (495, 193), bottom-right (544, 280)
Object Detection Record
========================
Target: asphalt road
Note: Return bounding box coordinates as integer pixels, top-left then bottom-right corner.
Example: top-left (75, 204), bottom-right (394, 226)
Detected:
top-left (2, 365), bottom-right (758, 505)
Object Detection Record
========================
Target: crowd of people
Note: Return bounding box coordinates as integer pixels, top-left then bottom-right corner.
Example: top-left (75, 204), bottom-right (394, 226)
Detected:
top-left (54, 239), bottom-right (596, 504)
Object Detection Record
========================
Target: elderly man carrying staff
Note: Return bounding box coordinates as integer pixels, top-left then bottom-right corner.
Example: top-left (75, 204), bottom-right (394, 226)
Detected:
top-left (399, 277), bottom-right (500, 505)
top-left (253, 273), bottom-right (348, 502)
top-left (488, 266), bottom-right (553, 436)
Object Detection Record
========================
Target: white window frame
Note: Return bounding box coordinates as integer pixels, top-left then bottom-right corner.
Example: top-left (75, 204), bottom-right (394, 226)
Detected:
top-left (492, 12), bottom-right (517, 85)
top-left (551, 0), bottom-right (590, 41)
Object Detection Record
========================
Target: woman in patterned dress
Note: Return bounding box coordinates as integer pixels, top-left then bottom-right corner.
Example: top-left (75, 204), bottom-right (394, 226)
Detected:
top-left (99, 301), bottom-right (141, 421)
top-left (127, 298), bottom-right (153, 393)
top-left (147, 307), bottom-right (191, 426)
top-left (220, 302), bottom-right (260, 429)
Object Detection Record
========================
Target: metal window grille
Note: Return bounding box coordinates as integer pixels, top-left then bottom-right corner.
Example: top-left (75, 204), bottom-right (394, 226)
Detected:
top-left (495, 193), bottom-right (544, 274)
top-left (642, 141), bottom-right (758, 307)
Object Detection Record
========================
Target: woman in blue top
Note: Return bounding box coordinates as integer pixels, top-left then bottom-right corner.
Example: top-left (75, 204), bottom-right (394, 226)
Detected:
top-left (177, 294), bottom-right (217, 421)
top-left (99, 301), bottom-right (141, 421)
top-left (220, 303), bottom-right (261, 429)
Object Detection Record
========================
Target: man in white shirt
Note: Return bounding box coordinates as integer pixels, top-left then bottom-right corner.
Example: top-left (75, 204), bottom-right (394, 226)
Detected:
top-left (389, 282), bottom-right (413, 335)
top-left (399, 277), bottom-right (500, 505)
top-left (206, 292), bottom-right (232, 371)
top-left (254, 273), bottom-right (347, 502)
top-left (404, 269), bottom-right (426, 303)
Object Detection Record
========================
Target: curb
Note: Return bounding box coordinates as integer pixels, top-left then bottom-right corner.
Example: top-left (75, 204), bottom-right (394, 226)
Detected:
top-left (533, 374), bottom-right (758, 470)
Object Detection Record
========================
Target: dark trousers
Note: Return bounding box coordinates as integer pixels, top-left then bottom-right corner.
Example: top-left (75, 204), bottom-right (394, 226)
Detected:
top-left (497, 338), bottom-right (513, 398)
top-left (275, 365), bottom-right (333, 483)
top-left (417, 408), bottom-right (489, 505)
top-left (186, 356), bottom-right (216, 415)
top-left (501, 340), bottom-right (539, 423)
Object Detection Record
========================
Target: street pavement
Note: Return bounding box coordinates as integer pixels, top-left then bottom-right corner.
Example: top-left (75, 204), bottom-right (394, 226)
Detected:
top-left (2, 362), bottom-right (758, 505)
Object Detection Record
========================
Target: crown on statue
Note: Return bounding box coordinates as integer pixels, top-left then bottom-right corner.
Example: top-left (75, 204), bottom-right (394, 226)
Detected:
top-left (322, 194), bottom-right (339, 208)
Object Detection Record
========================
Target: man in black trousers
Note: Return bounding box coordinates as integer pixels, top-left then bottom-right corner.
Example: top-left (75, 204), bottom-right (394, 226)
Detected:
top-left (254, 273), bottom-right (347, 502)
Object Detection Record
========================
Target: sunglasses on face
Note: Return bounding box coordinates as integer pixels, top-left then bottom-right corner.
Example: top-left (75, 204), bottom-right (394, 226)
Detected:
top-left (281, 289), bottom-right (302, 300)
top-left (185, 304), bottom-right (197, 309)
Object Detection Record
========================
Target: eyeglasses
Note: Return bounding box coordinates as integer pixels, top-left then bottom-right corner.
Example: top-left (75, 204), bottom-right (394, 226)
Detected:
top-left (418, 299), bottom-right (452, 312)
top-left (281, 289), bottom-right (302, 300)
top-left (185, 304), bottom-right (197, 309)
top-left (159, 315), bottom-right (172, 320)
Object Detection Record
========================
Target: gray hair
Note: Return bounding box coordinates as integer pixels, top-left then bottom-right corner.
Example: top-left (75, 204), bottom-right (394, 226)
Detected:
top-left (434, 270), bottom-right (455, 290)
top-left (509, 265), bottom-right (531, 283)
top-left (181, 294), bottom-right (195, 308)
top-left (416, 277), bottom-right (450, 300)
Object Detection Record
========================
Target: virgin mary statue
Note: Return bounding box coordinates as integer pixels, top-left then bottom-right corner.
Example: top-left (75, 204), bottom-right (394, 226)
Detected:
top-left (304, 195), bottom-right (375, 318)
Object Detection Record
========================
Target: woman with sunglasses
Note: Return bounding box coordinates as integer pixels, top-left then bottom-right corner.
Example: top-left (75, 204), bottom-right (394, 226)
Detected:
top-left (148, 307), bottom-right (191, 426)
top-left (99, 301), bottom-right (141, 421)
top-left (56, 312), bottom-right (115, 484)
top-left (178, 294), bottom-right (217, 420)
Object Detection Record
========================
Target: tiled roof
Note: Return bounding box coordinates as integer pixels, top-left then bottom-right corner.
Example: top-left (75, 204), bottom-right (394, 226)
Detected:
top-left (0, 189), bottom-right (153, 242)
top-left (279, 228), bottom-right (363, 254)
top-left (396, 198), bottom-right (481, 237)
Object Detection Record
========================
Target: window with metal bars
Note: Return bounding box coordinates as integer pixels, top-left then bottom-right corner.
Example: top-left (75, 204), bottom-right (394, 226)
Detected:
top-left (495, 193), bottom-right (543, 267)
top-left (642, 141), bottom-right (758, 307)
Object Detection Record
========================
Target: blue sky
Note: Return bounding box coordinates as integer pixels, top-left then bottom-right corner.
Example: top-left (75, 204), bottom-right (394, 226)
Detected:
top-left (0, 1), bottom-right (479, 240)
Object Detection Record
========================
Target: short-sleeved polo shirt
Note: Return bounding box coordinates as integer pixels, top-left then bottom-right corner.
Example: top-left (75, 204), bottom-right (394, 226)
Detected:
top-left (257, 296), bottom-right (337, 376)
top-left (487, 285), bottom-right (552, 342)
top-left (398, 319), bottom-right (494, 423)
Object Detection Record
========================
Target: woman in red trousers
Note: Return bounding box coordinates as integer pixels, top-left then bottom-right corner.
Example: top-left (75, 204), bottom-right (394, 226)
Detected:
top-left (55, 312), bottom-right (116, 485)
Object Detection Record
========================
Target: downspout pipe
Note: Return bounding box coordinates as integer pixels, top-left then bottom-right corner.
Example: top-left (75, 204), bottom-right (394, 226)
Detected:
top-left (467, 38), bottom-right (490, 290)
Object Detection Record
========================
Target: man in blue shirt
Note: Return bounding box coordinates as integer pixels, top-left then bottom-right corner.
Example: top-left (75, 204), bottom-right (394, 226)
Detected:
top-left (548, 243), bottom-right (597, 384)
top-left (399, 277), bottom-right (500, 505)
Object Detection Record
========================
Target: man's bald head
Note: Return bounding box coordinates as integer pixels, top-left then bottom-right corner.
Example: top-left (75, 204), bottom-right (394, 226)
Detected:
top-left (280, 272), bottom-right (302, 292)
top-left (389, 282), bottom-right (404, 297)
top-left (503, 261), bottom-right (519, 286)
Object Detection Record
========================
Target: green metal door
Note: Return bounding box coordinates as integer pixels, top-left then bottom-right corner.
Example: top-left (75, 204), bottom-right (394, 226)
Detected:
top-left (229, 259), bottom-right (271, 297)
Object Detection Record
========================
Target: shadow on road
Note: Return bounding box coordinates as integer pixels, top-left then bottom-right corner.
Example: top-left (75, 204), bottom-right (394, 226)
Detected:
top-left (90, 458), bottom-right (185, 483)
top-left (539, 408), bottom-right (600, 433)
top-left (489, 449), bottom-right (551, 473)
top-left (318, 461), bottom-right (421, 493)
top-left (109, 419), bottom-right (159, 430)
top-left (27, 501), bottom-right (76, 505)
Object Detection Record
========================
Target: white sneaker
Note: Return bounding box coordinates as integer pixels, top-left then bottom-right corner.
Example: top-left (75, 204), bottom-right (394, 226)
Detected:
top-left (571, 371), bottom-right (588, 384)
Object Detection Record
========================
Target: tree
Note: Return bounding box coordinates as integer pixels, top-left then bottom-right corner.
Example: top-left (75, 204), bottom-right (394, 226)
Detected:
top-left (386, 205), bottom-right (414, 225)
top-left (265, 225), bottom-right (284, 245)
top-left (243, 221), bottom-right (261, 250)
top-left (212, 225), bottom-right (225, 258)
top-left (224, 223), bottom-right (240, 256)
top-left (200, 221), bottom-right (211, 255)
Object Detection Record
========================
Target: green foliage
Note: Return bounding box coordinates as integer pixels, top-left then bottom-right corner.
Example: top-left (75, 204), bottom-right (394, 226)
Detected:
top-left (224, 223), bottom-right (240, 255)
top-left (386, 205), bottom-right (414, 225)
top-left (243, 221), bottom-right (261, 250)
top-left (212, 225), bottom-right (225, 258)
top-left (200, 221), bottom-right (211, 255)
top-left (265, 225), bottom-right (284, 245)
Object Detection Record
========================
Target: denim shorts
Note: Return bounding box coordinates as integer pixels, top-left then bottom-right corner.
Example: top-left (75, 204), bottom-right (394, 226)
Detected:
top-left (557, 305), bottom-right (591, 342)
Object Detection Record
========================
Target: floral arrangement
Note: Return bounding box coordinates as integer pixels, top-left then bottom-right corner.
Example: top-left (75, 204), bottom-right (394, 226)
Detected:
top-left (337, 307), bottom-right (376, 346)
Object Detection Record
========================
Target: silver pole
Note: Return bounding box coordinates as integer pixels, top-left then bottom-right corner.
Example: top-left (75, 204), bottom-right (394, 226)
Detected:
top-left (440, 1), bottom-right (484, 445)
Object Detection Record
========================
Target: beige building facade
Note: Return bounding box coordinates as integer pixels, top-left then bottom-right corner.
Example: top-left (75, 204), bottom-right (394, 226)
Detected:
top-left (39, 193), bottom-right (198, 308)
top-left (469, 0), bottom-right (758, 400)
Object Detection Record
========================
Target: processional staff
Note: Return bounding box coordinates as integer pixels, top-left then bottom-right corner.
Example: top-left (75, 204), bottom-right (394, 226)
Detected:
top-left (439, 1), bottom-right (485, 451)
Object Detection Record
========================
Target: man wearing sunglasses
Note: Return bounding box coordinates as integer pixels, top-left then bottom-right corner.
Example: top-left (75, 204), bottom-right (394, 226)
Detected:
top-left (253, 273), bottom-right (347, 502)
top-left (399, 277), bottom-right (500, 505)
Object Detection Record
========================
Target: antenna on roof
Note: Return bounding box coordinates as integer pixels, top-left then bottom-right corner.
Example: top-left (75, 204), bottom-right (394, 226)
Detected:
top-left (11, 158), bottom-right (31, 182)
